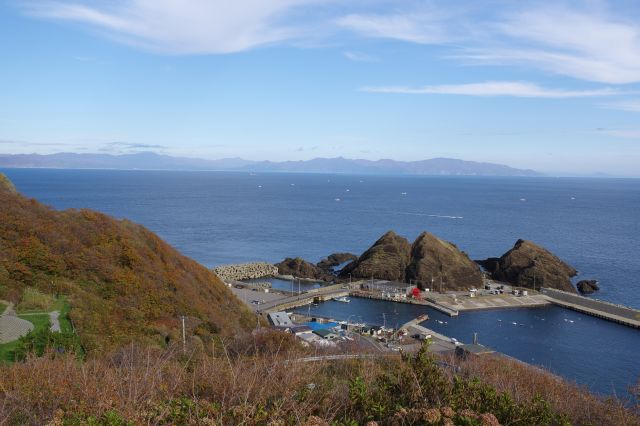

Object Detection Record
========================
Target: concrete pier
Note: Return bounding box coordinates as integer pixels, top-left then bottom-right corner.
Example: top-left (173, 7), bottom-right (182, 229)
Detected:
top-left (542, 288), bottom-right (640, 328)
top-left (351, 291), bottom-right (459, 316)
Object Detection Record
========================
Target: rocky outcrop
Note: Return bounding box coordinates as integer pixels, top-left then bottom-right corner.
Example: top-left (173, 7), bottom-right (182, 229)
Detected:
top-left (276, 257), bottom-right (334, 281)
top-left (487, 240), bottom-right (577, 292)
top-left (317, 252), bottom-right (358, 271)
top-left (577, 279), bottom-right (599, 294)
top-left (340, 231), bottom-right (411, 282)
top-left (213, 262), bottom-right (278, 281)
top-left (406, 232), bottom-right (483, 290)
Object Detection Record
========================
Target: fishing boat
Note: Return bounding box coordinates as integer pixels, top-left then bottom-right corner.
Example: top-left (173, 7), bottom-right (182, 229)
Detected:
top-left (334, 296), bottom-right (351, 303)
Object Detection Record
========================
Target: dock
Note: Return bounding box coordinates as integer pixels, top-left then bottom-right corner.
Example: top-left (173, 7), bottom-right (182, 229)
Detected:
top-left (542, 288), bottom-right (640, 328)
top-left (256, 283), bottom-right (350, 315)
top-left (351, 290), bottom-right (459, 316)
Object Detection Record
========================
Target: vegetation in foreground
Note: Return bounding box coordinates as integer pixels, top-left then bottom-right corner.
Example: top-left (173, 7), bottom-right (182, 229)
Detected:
top-left (0, 331), bottom-right (638, 426)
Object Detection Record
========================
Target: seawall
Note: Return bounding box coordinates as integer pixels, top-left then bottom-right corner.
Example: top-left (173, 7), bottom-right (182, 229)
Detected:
top-left (213, 262), bottom-right (279, 281)
top-left (542, 287), bottom-right (640, 328)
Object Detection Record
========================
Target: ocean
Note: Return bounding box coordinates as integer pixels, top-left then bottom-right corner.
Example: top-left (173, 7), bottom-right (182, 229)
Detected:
top-left (3, 168), bottom-right (639, 396)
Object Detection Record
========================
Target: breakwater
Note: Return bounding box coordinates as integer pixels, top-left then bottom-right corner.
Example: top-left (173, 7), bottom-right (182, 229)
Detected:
top-left (542, 288), bottom-right (640, 328)
top-left (213, 262), bottom-right (278, 281)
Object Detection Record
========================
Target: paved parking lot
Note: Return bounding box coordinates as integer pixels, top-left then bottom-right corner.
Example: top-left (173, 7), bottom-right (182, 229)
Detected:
top-left (230, 287), bottom-right (288, 312)
top-left (430, 293), bottom-right (549, 312)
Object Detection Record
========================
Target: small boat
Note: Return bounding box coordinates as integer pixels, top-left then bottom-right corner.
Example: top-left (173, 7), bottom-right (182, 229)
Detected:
top-left (334, 296), bottom-right (350, 303)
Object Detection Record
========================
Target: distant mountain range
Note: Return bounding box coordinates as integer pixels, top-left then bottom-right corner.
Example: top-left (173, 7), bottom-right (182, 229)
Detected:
top-left (0, 152), bottom-right (541, 176)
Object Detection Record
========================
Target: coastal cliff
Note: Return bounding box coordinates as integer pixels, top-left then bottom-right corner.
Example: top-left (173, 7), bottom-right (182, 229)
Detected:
top-left (340, 231), bottom-right (412, 282)
top-left (339, 231), bottom-right (483, 290)
top-left (481, 239), bottom-right (578, 293)
top-left (274, 233), bottom-right (580, 293)
top-left (406, 232), bottom-right (483, 290)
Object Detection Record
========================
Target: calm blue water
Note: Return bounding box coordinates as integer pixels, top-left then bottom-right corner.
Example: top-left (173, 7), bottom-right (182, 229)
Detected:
top-left (293, 299), bottom-right (639, 396)
top-left (245, 277), bottom-right (322, 293)
top-left (2, 168), bottom-right (639, 396)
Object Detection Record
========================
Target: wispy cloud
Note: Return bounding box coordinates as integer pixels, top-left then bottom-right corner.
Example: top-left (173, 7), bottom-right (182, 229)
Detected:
top-left (361, 81), bottom-right (625, 98)
top-left (336, 11), bottom-right (457, 45)
top-left (596, 128), bottom-right (640, 139)
top-left (26, 0), bottom-right (316, 54)
top-left (0, 139), bottom-right (71, 147)
top-left (343, 51), bottom-right (379, 62)
top-left (21, 1), bottom-right (640, 85)
top-left (339, 3), bottom-right (640, 84)
top-left (462, 6), bottom-right (640, 84)
top-left (602, 99), bottom-right (640, 112)
top-left (99, 141), bottom-right (168, 153)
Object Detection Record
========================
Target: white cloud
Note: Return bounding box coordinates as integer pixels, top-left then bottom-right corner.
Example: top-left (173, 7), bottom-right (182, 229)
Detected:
top-left (361, 81), bottom-right (625, 98)
top-left (336, 12), bottom-right (455, 44)
top-left (22, 1), bottom-right (640, 85)
top-left (342, 51), bottom-right (379, 62)
top-left (27, 0), bottom-right (316, 54)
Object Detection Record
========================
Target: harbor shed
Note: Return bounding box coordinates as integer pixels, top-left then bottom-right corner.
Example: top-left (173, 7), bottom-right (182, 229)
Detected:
top-left (268, 311), bottom-right (293, 327)
top-left (313, 328), bottom-right (339, 340)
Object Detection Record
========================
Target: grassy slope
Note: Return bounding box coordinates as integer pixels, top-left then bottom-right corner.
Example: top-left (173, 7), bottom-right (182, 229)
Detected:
top-left (0, 173), bottom-right (255, 355)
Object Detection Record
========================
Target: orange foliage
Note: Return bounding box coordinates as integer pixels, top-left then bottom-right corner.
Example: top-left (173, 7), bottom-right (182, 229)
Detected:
top-left (0, 175), bottom-right (255, 354)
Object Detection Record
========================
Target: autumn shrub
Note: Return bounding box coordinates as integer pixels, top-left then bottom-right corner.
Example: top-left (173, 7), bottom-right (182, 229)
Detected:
top-left (12, 327), bottom-right (82, 361)
top-left (0, 339), bottom-right (638, 425)
top-left (15, 287), bottom-right (55, 312)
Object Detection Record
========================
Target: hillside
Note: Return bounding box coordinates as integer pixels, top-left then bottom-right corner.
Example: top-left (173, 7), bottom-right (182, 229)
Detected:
top-left (0, 174), bottom-right (254, 354)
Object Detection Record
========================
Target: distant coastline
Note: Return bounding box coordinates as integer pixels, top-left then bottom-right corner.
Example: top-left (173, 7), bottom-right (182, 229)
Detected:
top-left (0, 152), bottom-right (541, 177)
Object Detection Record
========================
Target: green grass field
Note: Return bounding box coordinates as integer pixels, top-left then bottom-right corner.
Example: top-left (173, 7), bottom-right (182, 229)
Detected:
top-left (0, 293), bottom-right (74, 362)
top-left (0, 313), bottom-right (51, 362)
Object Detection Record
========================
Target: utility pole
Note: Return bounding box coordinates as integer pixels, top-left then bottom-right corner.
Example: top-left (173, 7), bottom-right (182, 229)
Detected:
top-left (181, 315), bottom-right (186, 355)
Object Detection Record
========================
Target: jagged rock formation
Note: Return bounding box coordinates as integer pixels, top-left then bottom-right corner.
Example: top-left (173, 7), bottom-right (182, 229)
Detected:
top-left (317, 252), bottom-right (358, 271)
top-left (276, 257), bottom-right (334, 281)
top-left (340, 231), bottom-right (411, 282)
top-left (577, 279), bottom-right (599, 294)
top-left (487, 239), bottom-right (577, 292)
top-left (406, 232), bottom-right (483, 290)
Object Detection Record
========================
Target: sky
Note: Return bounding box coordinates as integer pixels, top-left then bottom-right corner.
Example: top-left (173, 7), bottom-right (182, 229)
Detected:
top-left (1, 0), bottom-right (640, 176)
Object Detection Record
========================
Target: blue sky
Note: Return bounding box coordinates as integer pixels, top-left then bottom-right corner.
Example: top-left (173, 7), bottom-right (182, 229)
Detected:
top-left (1, 0), bottom-right (640, 176)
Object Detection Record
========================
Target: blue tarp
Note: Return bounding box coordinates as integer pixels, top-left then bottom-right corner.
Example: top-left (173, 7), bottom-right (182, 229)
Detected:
top-left (304, 321), bottom-right (339, 331)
